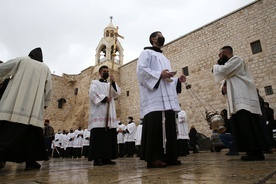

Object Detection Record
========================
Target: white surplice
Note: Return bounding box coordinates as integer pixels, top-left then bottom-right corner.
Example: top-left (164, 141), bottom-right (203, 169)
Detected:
top-left (67, 132), bottom-right (75, 148)
top-left (117, 123), bottom-right (126, 144)
top-left (0, 57), bottom-right (52, 128)
top-left (134, 124), bottom-right (143, 146)
top-left (137, 49), bottom-right (181, 118)
top-left (53, 133), bottom-right (62, 148)
top-left (213, 55), bottom-right (261, 117)
top-left (124, 122), bottom-right (136, 142)
top-left (88, 80), bottom-right (121, 130)
top-left (176, 110), bottom-right (189, 140)
top-left (82, 129), bottom-right (90, 146)
top-left (73, 130), bottom-right (83, 148)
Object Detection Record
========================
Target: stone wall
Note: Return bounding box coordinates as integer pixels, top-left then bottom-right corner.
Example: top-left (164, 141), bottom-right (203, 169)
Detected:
top-left (45, 0), bottom-right (276, 136)
top-left (118, 0), bottom-right (276, 135)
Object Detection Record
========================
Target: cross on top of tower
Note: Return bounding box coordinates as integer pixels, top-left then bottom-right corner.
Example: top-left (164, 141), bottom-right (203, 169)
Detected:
top-left (110, 16), bottom-right (113, 23)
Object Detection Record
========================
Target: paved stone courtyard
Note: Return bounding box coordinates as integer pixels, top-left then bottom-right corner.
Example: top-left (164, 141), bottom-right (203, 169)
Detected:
top-left (1, 150), bottom-right (276, 184)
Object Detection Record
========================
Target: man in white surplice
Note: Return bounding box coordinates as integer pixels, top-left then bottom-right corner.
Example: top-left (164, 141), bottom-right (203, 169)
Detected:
top-left (176, 110), bottom-right (190, 156)
top-left (124, 116), bottom-right (136, 157)
top-left (137, 31), bottom-right (186, 168)
top-left (134, 119), bottom-right (143, 157)
top-left (213, 46), bottom-right (266, 161)
top-left (117, 121), bottom-right (126, 157)
top-left (88, 65), bottom-right (121, 166)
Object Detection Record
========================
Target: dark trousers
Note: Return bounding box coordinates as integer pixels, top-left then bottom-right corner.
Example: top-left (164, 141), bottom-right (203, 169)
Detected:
top-left (0, 121), bottom-right (48, 162)
top-left (82, 146), bottom-right (89, 158)
top-left (88, 128), bottom-right (118, 161)
top-left (125, 142), bottom-right (135, 156)
top-left (231, 110), bottom-right (267, 152)
top-left (44, 137), bottom-right (53, 158)
top-left (136, 145), bottom-right (141, 157)
top-left (177, 139), bottom-right (189, 156)
top-left (73, 148), bottom-right (82, 158)
top-left (118, 143), bottom-right (125, 157)
top-left (140, 110), bottom-right (178, 163)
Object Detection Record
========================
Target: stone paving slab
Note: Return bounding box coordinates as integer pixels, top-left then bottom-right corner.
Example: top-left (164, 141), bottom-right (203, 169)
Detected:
top-left (0, 150), bottom-right (275, 184)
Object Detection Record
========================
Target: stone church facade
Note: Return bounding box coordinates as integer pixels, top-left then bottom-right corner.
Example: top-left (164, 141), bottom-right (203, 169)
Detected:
top-left (45, 0), bottom-right (275, 136)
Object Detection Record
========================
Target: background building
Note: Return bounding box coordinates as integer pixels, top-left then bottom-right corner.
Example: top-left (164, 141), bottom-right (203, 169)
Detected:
top-left (45, 0), bottom-right (275, 136)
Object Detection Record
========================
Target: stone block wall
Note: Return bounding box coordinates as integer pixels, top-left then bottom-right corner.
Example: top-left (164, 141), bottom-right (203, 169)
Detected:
top-left (45, 0), bottom-right (275, 136)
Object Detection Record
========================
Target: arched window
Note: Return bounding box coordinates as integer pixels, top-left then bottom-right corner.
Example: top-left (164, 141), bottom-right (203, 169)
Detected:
top-left (57, 98), bottom-right (66, 109)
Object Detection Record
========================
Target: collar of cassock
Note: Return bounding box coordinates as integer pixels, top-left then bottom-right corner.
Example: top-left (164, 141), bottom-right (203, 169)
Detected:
top-left (144, 46), bottom-right (163, 53)
top-left (99, 79), bottom-right (108, 83)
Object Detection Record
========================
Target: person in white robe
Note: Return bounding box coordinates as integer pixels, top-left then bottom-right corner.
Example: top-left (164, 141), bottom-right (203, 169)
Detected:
top-left (0, 47), bottom-right (52, 170)
top-left (67, 128), bottom-right (75, 158)
top-left (82, 129), bottom-right (90, 158)
top-left (117, 121), bottom-right (126, 157)
top-left (60, 130), bottom-right (69, 158)
top-left (62, 130), bottom-right (70, 158)
top-left (134, 119), bottom-right (143, 157)
top-left (137, 31), bottom-right (186, 168)
top-left (88, 65), bottom-right (121, 166)
top-left (176, 110), bottom-right (190, 156)
top-left (52, 130), bottom-right (62, 158)
top-left (213, 46), bottom-right (267, 161)
top-left (124, 117), bottom-right (137, 157)
top-left (73, 127), bottom-right (83, 158)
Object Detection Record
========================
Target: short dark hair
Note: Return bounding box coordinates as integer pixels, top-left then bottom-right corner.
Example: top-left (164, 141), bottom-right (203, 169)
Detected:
top-left (220, 109), bottom-right (227, 117)
top-left (128, 116), bottom-right (133, 120)
top-left (221, 46), bottom-right (233, 53)
top-left (45, 119), bottom-right (50, 123)
top-left (149, 31), bottom-right (161, 45)
top-left (99, 65), bottom-right (108, 73)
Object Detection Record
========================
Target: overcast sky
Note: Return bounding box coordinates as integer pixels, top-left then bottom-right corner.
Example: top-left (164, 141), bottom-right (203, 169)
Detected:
top-left (0, 0), bottom-right (255, 75)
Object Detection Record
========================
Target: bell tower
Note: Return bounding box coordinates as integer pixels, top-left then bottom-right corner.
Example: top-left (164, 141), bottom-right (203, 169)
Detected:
top-left (95, 17), bottom-right (124, 67)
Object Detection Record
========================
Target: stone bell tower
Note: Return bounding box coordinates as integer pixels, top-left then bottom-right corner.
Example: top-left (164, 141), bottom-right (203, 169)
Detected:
top-left (93, 17), bottom-right (124, 74)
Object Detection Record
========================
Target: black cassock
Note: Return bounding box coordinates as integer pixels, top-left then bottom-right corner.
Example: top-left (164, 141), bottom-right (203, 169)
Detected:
top-left (88, 128), bottom-right (118, 161)
top-left (140, 110), bottom-right (178, 164)
top-left (0, 120), bottom-right (48, 163)
top-left (230, 110), bottom-right (267, 152)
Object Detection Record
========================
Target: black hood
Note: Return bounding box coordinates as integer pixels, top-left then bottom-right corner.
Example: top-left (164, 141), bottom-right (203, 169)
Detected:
top-left (28, 47), bottom-right (43, 62)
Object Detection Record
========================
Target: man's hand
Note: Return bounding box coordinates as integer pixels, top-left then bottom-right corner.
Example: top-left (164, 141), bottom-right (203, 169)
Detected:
top-left (110, 74), bottom-right (115, 82)
top-left (178, 75), bottom-right (186, 83)
top-left (161, 69), bottom-right (174, 79)
top-left (107, 96), bottom-right (112, 102)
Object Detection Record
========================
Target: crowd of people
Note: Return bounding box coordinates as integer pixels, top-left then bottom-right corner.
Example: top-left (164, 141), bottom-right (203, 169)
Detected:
top-left (0, 32), bottom-right (275, 171)
top-left (44, 125), bottom-right (91, 159)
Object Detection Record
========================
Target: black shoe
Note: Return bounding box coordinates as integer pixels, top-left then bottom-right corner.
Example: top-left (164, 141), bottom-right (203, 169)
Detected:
top-left (166, 160), bottom-right (182, 166)
top-left (147, 160), bottom-right (167, 168)
top-left (93, 159), bottom-right (103, 166)
top-left (0, 161), bottom-right (6, 169)
top-left (241, 154), bottom-right (265, 161)
top-left (25, 162), bottom-right (41, 170)
top-left (255, 153), bottom-right (265, 160)
top-left (102, 159), bottom-right (116, 165)
top-left (225, 151), bottom-right (239, 156)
